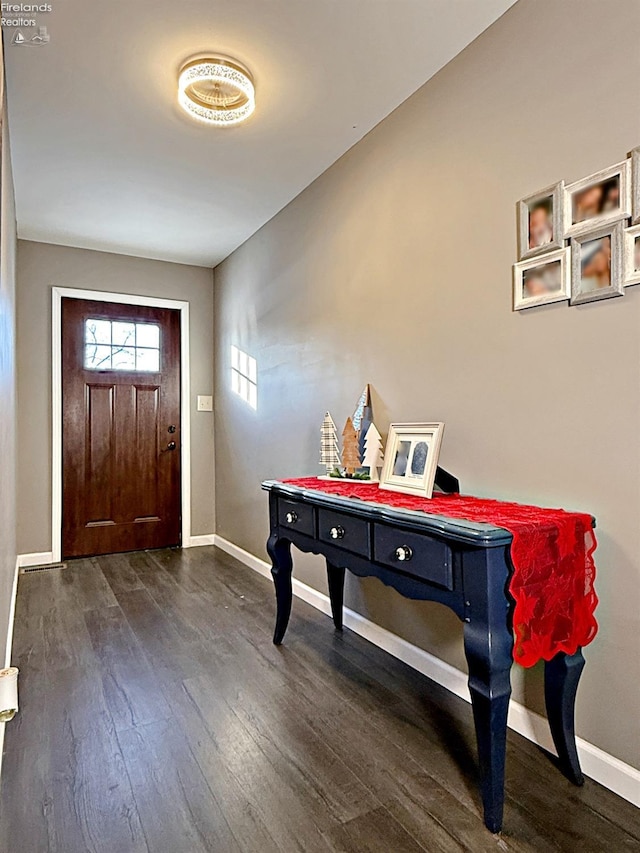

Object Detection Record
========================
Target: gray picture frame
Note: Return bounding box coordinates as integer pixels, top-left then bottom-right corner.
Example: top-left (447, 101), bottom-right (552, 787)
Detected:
top-left (570, 221), bottom-right (624, 305)
top-left (517, 181), bottom-right (564, 260)
top-left (564, 161), bottom-right (631, 239)
top-left (632, 147), bottom-right (640, 225)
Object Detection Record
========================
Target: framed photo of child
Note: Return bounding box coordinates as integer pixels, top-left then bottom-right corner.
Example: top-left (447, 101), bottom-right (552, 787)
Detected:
top-left (570, 222), bottom-right (624, 305)
top-left (564, 161), bottom-right (631, 238)
top-left (513, 247), bottom-right (570, 311)
top-left (517, 181), bottom-right (564, 259)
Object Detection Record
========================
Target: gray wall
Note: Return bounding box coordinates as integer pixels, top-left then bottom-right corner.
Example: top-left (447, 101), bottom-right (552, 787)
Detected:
top-left (214, 0), bottom-right (640, 769)
top-left (0, 83), bottom-right (17, 665)
top-left (16, 241), bottom-right (215, 554)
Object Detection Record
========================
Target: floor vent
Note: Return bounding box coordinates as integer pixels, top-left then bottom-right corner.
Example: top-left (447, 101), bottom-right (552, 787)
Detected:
top-left (19, 562), bottom-right (67, 574)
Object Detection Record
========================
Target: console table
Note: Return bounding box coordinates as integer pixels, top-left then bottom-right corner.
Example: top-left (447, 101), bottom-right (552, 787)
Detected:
top-left (263, 478), bottom-right (588, 834)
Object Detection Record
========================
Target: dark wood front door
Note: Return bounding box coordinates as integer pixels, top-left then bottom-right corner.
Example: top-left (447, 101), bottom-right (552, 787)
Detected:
top-left (62, 298), bottom-right (181, 558)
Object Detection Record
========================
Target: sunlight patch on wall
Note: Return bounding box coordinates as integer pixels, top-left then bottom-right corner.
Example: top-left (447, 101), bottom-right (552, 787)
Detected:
top-left (230, 345), bottom-right (257, 409)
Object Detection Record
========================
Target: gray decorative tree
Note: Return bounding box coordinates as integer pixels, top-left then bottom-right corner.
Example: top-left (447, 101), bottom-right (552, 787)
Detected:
top-left (352, 384), bottom-right (372, 462)
top-left (319, 412), bottom-right (341, 475)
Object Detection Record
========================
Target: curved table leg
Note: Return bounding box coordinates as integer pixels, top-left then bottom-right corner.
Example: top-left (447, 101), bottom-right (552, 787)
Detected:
top-left (267, 534), bottom-right (293, 645)
top-left (544, 648), bottom-right (585, 785)
top-left (326, 562), bottom-right (345, 630)
top-left (464, 622), bottom-right (512, 834)
top-left (463, 548), bottom-right (513, 834)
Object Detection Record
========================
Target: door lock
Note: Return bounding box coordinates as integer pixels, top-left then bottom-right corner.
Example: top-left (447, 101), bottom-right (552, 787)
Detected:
top-left (167, 425), bottom-right (176, 434)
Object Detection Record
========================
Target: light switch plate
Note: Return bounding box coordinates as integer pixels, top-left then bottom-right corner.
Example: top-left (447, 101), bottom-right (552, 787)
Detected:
top-left (197, 395), bottom-right (213, 412)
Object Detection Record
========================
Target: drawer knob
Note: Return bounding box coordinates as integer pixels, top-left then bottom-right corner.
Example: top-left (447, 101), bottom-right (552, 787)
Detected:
top-left (285, 511), bottom-right (298, 524)
top-left (330, 526), bottom-right (345, 540)
top-left (394, 545), bottom-right (413, 562)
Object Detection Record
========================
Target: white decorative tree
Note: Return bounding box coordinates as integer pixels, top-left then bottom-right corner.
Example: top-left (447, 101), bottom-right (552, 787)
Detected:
top-left (319, 412), bottom-right (341, 475)
top-left (361, 423), bottom-right (384, 481)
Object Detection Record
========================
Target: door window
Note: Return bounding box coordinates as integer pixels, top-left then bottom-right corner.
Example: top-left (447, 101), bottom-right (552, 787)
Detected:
top-left (84, 319), bottom-right (161, 371)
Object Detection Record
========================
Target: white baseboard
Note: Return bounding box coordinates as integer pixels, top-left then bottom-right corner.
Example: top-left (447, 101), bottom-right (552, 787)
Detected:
top-left (17, 551), bottom-right (54, 568)
top-left (0, 556), bottom-right (20, 785)
top-left (212, 534), bottom-right (640, 809)
top-left (185, 534), bottom-right (216, 548)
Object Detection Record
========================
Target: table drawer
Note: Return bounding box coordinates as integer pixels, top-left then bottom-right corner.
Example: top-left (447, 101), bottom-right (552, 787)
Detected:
top-left (373, 524), bottom-right (453, 589)
top-left (278, 499), bottom-right (315, 536)
top-left (318, 509), bottom-right (371, 558)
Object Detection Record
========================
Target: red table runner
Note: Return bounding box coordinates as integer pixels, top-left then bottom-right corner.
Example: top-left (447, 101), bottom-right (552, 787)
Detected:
top-left (282, 478), bottom-right (598, 667)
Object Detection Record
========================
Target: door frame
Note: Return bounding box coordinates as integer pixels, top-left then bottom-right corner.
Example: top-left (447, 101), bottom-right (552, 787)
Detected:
top-left (52, 287), bottom-right (191, 563)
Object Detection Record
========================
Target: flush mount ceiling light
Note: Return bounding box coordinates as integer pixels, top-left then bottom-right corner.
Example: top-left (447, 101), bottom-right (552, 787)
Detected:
top-left (178, 56), bottom-right (255, 126)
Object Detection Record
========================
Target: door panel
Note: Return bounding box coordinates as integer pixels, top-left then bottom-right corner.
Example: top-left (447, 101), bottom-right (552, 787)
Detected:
top-left (62, 298), bottom-right (181, 558)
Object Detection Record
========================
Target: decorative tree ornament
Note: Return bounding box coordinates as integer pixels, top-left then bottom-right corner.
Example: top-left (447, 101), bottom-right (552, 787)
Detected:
top-left (352, 384), bottom-right (373, 461)
top-left (341, 417), bottom-right (361, 475)
top-left (361, 423), bottom-right (384, 481)
top-left (319, 412), bottom-right (341, 475)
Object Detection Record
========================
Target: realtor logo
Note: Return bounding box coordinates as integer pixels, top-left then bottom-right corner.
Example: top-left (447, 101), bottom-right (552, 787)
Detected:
top-left (12, 25), bottom-right (49, 45)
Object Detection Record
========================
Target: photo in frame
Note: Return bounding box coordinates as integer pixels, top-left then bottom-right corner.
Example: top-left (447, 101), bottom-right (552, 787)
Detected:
top-left (513, 247), bottom-right (570, 311)
top-left (624, 223), bottom-right (640, 286)
top-left (570, 222), bottom-right (624, 305)
top-left (632, 147), bottom-right (640, 225)
top-left (379, 422), bottom-right (444, 499)
top-left (517, 181), bottom-right (564, 259)
top-left (564, 161), bottom-right (631, 238)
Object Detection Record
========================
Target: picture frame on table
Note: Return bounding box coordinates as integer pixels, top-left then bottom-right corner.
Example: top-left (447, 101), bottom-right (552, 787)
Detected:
top-left (517, 181), bottom-right (564, 259)
top-left (624, 223), bottom-right (640, 287)
top-left (379, 422), bottom-right (444, 499)
top-left (513, 247), bottom-right (570, 311)
top-left (570, 222), bottom-right (624, 305)
top-left (632, 147), bottom-right (640, 225)
top-left (564, 160), bottom-right (631, 239)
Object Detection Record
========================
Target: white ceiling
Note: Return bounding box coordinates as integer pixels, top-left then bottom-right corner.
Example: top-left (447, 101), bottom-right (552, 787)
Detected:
top-left (4, 0), bottom-right (516, 268)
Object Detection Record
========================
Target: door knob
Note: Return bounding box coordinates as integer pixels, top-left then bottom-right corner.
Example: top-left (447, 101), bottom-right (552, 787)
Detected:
top-left (162, 441), bottom-right (177, 452)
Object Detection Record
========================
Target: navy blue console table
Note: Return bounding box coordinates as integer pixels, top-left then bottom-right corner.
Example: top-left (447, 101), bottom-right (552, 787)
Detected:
top-left (263, 479), bottom-right (586, 834)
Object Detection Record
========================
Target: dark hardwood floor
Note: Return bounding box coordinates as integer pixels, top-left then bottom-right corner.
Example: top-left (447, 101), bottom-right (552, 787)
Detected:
top-left (1, 546), bottom-right (638, 852)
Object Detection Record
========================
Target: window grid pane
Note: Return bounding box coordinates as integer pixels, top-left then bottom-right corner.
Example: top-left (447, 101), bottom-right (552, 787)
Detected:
top-left (84, 319), bottom-right (161, 372)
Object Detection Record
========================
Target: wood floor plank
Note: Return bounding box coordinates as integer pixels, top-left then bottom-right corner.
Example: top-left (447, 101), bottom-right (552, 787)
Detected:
top-left (117, 718), bottom-right (241, 852)
top-left (83, 604), bottom-right (172, 731)
top-left (114, 586), bottom-right (214, 684)
top-left (96, 552), bottom-right (146, 595)
top-left (185, 651), bottom-right (379, 826)
top-left (158, 681), bottom-right (284, 853)
top-left (324, 805), bottom-right (428, 853)
top-left (171, 676), bottom-right (336, 853)
top-left (46, 664), bottom-right (148, 853)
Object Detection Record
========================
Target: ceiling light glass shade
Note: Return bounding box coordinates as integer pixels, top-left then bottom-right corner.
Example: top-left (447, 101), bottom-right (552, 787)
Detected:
top-left (178, 57), bottom-right (255, 126)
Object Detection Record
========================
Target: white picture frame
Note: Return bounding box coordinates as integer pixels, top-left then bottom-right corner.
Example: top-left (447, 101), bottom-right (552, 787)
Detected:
top-left (624, 223), bottom-right (640, 287)
top-left (632, 147), bottom-right (640, 225)
top-left (517, 181), bottom-right (564, 259)
top-left (570, 222), bottom-right (624, 305)
top-left (379, 422), bottom-right (444, 499)
top-left (513, 247), bottom-right (570, 311)
top-left (564, 160), bottom-right (631, 238)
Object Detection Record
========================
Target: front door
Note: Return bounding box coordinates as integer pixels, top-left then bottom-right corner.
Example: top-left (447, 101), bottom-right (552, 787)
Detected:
top-left (62, 298), bottom-right (181, 558)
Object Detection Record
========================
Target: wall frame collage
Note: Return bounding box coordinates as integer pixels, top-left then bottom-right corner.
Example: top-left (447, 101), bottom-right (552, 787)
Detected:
top-left (513, 147), bottom-right (640, 310)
